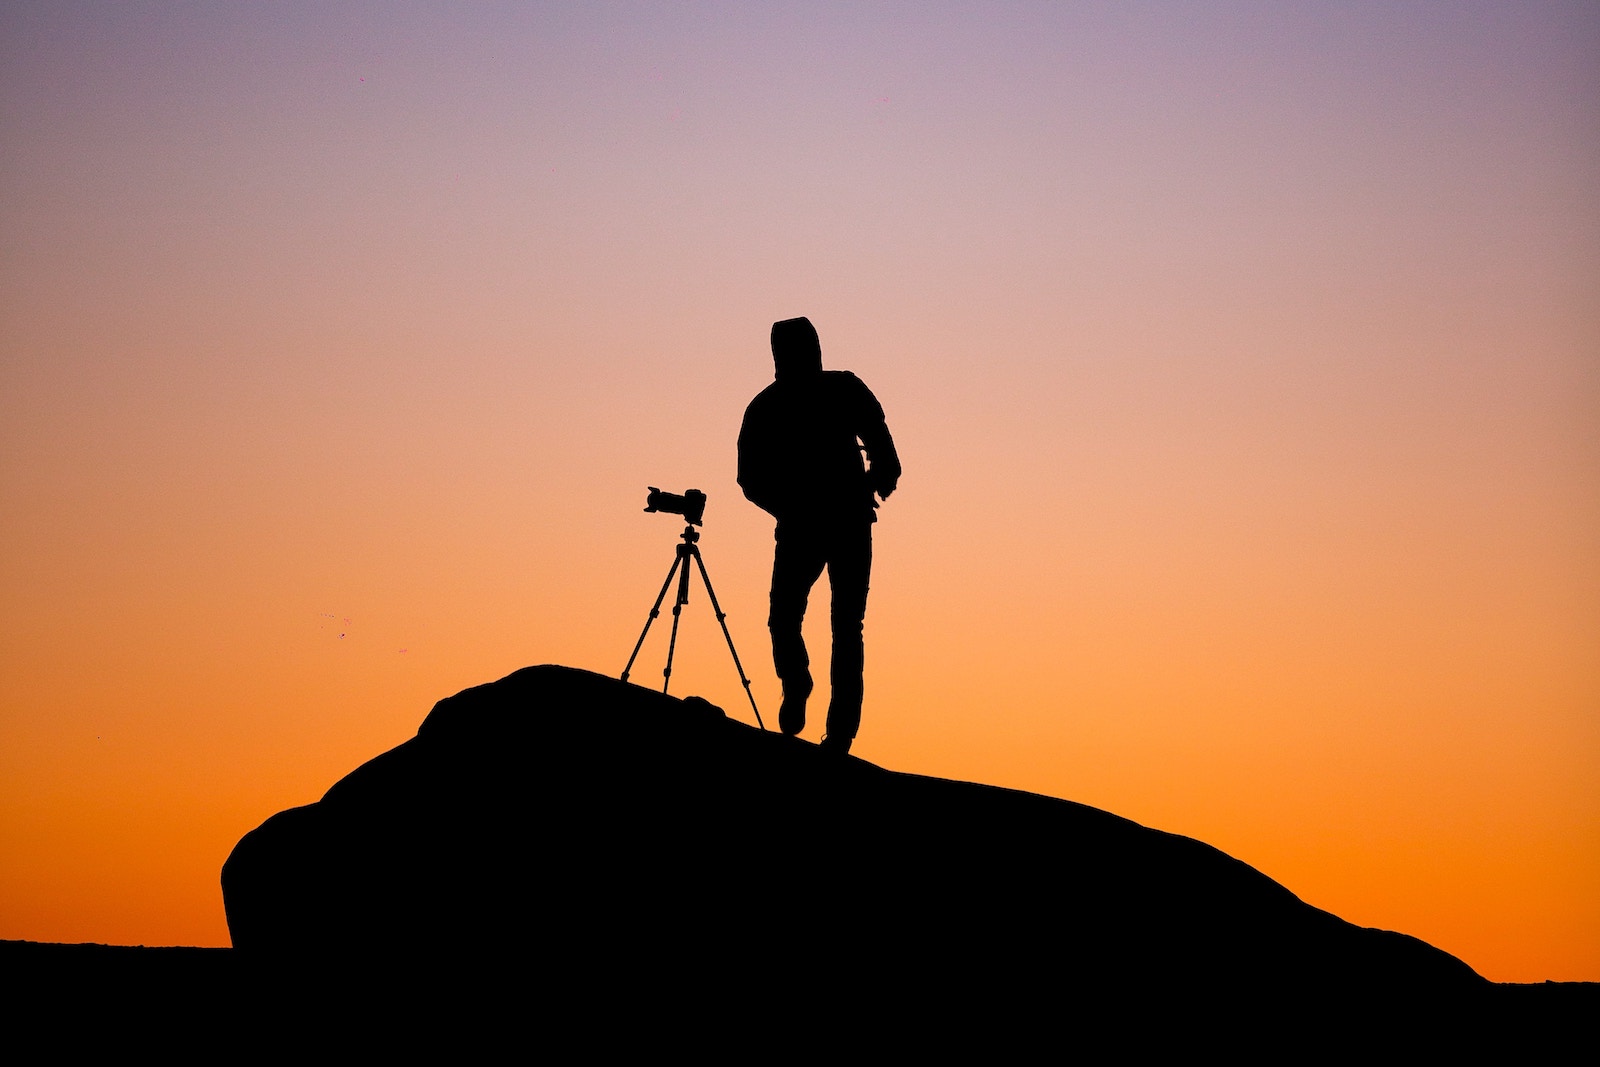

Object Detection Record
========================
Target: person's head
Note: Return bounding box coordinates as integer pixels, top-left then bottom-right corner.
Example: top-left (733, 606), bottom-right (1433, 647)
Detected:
top-left (770, 317), bottom-right (822, 380)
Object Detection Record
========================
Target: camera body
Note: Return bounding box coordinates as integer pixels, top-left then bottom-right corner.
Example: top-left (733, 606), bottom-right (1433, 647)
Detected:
top-left (644, 487), bottom-right (706, 527)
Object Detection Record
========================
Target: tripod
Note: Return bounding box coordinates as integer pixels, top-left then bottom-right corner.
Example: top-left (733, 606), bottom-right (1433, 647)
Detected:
top-left (622, 524), bottom-right (765, 730)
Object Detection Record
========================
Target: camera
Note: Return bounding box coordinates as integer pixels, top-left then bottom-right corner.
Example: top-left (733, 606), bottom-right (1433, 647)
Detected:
top-left (644, 487), bottom-right (706, 527)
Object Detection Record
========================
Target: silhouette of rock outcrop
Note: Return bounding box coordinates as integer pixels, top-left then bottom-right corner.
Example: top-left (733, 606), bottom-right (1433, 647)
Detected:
top-left (223, 665), bottom-right (1486, 1021)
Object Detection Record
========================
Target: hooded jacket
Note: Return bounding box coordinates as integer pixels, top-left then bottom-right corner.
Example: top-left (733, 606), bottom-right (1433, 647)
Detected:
top-left (738, 319), bottom-right (900, 526)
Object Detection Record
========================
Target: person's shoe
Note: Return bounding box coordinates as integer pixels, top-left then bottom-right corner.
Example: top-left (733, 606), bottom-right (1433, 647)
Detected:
top-left (779, 695), bottom-right (806, 736)
top-left (778, 677), bottom-right (811, 736)
top-left (819, 733), bottom-right (853, 755)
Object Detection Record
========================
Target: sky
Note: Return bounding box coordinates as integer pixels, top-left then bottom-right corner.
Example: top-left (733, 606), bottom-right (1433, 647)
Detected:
top-left (1, 2), bottom-right (1595, 982)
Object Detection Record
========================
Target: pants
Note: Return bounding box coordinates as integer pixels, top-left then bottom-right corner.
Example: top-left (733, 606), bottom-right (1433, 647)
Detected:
top-left (768, 521), bottom-right (873, 740)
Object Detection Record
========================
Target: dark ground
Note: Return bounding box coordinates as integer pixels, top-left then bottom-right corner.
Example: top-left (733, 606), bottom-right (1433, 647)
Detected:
top-left (3, 938), bottom-right (1594, 1051)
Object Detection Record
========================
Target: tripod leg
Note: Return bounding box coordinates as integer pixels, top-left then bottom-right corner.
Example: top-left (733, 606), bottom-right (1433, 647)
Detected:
top-left (662, 547), bottom-right (692, 693)
top-left (691, 546), bottom-right (766, 731)
top-left (622, 552), bottom-right (683, 685)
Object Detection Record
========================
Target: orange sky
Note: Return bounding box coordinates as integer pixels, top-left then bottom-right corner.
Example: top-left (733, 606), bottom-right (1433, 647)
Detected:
top-left (2, 3), bottom-right (1596, 981)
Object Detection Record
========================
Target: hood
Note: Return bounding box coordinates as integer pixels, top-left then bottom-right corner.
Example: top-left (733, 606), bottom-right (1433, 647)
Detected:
top-left (770, 317), bottom-right (822, 380)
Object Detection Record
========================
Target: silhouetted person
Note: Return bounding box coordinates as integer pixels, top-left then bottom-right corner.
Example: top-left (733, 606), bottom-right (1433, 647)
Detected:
top-left (738, 317), bottom-right (901, 754)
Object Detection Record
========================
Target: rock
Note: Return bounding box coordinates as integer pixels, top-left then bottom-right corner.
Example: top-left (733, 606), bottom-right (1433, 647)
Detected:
top-left (222, 664), bottom-right (1486, 1021)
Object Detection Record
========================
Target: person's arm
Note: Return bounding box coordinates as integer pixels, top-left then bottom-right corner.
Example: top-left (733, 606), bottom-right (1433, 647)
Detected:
top-left (737, 400), bottom-right (785, 518)
top-left (853, 379), bottom-right (901, 500)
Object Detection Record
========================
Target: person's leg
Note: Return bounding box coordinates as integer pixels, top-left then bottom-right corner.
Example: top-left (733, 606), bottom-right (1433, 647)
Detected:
top-left (824, 523), bottom-right (873, 750)
top-left (769, 524), bottom-right (826, 736)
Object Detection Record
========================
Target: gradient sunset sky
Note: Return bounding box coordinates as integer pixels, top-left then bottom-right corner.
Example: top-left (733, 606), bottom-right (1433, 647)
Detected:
top-left (2, 3), bottom-right (1595, 982)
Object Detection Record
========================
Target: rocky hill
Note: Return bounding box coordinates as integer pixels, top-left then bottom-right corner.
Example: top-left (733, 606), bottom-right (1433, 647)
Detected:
top-left (222, 665), bottom-right (1500, 1027)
